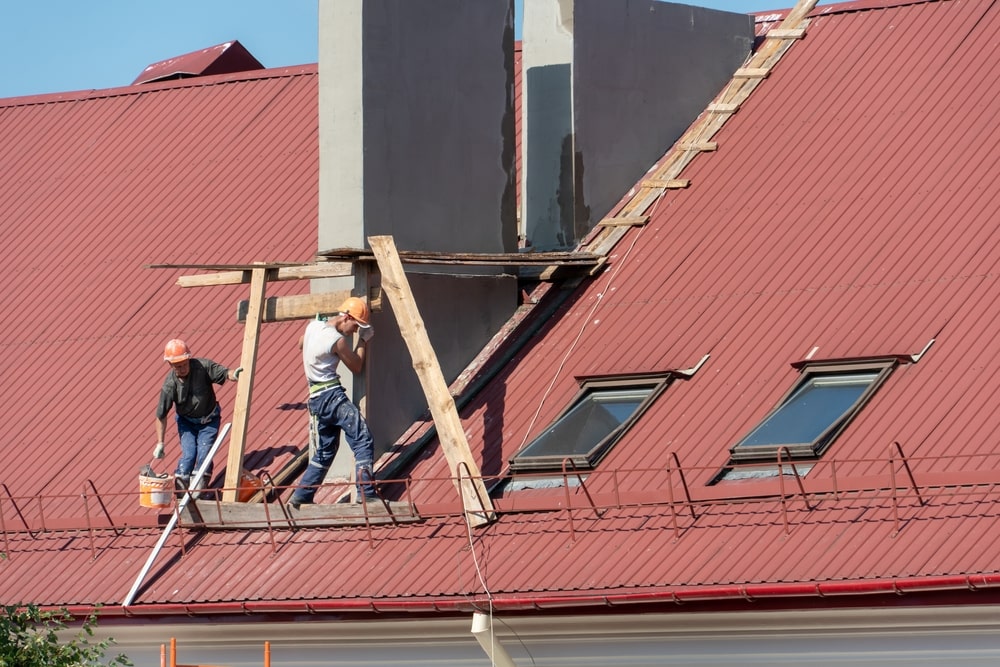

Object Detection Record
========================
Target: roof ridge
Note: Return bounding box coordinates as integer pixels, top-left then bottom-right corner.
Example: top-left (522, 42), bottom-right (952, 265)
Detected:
top-left (0, 63), bottom-right (317, 109)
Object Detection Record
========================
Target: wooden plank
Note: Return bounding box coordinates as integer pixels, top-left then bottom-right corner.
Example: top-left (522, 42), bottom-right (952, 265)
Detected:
top-left (316, 248), bottom-right (601, 267)
top-left (588, 256), bottom-right (609, 276)
top-left (734, 67), bottom-right (771, 79)
top-left (148, 262), bottom-right (305, 270)
top-left (176, 262), bottom-right (352, 288)
top-left (676, 141), bottom-right (718, 152)
top-left (641, 178), bottom-right (690, 190)
top-left (707, 102), bottom-right (740, 114)
top-left (222, 267), bottom-right (268, 502)
top-left (179, 499), bottom-right (421, 529)
top-left (368, 235), bottom-right (496, 527)
top-left (587, 221), bottom-right (635, 257)
top-left (237, 290), bottom-right (351, 323)
top-left (524, 261), bottom-right (603, 282)
top-left (597, 215), bottom-right (650, 227)
top-left (767, 27), bottom-right (806, 39)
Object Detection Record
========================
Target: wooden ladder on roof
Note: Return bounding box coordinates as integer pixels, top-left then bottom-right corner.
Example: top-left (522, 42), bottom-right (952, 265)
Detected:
top-left (588, 0), bottom-right (820, 254)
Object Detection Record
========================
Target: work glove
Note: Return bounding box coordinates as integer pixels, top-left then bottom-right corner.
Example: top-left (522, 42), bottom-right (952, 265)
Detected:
top-left (359, 326), bottom-right (374, 342)
top-left (232, 366), bottom-right (244, 380)
top-left (153, 442), bottom-right (165, 459)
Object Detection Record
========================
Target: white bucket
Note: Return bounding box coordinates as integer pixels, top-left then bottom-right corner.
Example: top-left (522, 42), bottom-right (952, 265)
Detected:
top-left (138, 474), bottom-right (173, 509)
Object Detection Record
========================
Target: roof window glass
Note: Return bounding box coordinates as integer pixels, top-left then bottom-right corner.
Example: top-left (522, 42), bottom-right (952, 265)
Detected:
top-left (730, 360), bottom-right (895, 461)
top-left (509, 375), bottom-right (669, 472)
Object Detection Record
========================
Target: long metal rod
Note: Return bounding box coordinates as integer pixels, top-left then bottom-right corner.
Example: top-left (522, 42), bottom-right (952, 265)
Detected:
top-left (122, 423), bottom-right (231, 608)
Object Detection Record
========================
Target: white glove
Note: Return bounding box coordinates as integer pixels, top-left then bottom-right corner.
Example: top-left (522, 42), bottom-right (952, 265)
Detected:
top-left (359, 326), bottom-right (374, 342)
top-left (231, 366), bottom-right (244, 380)
top-left (153, 442), bottom-right (165, 459)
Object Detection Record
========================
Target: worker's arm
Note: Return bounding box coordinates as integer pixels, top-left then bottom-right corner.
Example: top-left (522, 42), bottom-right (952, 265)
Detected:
top-left (153, 417), bottom-right (168, 459)
top-left (334, 335), bottom-right (366, 375)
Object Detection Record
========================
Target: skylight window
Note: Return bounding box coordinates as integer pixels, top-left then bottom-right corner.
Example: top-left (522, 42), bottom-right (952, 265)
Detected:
top-left (509, 374), bottom-right (670, 472)
top-left (729, 360), bottom-right (895, 461)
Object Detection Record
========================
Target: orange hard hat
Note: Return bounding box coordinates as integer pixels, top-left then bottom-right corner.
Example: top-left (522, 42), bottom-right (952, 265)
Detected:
top-left (338, 297), bottom-right (371, 327)
top-left (163, 339), bottom-right (192, 363)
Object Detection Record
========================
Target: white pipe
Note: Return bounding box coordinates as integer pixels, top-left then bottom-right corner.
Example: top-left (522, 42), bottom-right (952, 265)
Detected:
top-left (122, 423), bottom-right (231, 608)
top-left (471, 611), bottom-right (518, 667)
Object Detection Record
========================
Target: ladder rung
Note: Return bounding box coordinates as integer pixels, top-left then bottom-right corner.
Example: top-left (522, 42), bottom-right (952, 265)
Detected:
top-left (734, 67), bottom-right (771, 79)
top-left (597, 215), bottom-right (650, 227)
top-left (708, 103), bottom-right (740, 114)
top-left (642, 178), bottom-right (690, 190)
top-left (677, 141), bottom-right (717, 152)
top-left (767, 27), bottom-right (806, 39)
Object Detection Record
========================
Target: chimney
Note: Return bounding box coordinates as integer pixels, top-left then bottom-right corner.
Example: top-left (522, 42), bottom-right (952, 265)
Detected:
top-left (318, 0), bottom-right (518, 459)
top-left (521, 0), bottom-right (754, 250)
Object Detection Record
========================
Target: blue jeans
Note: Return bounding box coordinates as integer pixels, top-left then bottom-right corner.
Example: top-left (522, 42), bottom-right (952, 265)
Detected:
top-left (174, 405), bottom-right (221, 486)
top-left (291, 387), bottom-right (375, 504)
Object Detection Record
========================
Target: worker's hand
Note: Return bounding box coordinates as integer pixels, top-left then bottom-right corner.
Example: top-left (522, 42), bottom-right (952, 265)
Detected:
top-left (231, 366), bottom-right (244, 380)
top-left (153, 442), bottom-right (165, 459)
top-left (359, 326), bottom-right (374, 342)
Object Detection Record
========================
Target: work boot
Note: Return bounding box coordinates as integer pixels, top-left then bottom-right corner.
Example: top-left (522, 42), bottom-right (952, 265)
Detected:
top-left (288, 493), bottom-right (312, 510)
top-left (355, 464), bottom-right (378, 503)
top-left (173, 476), bottom-right (190, 499)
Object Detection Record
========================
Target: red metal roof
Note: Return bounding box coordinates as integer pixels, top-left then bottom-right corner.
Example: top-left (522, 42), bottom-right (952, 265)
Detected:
top-left (0, 65), bottom-right (317, 519)
top-left (132, 40), bottom-right (265, 85)
top-left (6, 0), bottom-right (1000, 620)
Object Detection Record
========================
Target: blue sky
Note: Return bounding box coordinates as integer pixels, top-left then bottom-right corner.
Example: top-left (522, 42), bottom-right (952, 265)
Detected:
top-left (0, 0), bottom-right (820, 99)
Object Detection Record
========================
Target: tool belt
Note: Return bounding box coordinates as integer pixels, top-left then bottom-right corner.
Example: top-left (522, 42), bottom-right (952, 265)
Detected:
top-left (181, 405), bottom-right (220, 425)
top-left (308, 378), bottom-right (341, 396)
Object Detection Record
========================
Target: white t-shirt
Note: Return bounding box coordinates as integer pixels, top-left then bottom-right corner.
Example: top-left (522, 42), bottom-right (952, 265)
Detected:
top-left (302, 319), bottom-right (344, 383)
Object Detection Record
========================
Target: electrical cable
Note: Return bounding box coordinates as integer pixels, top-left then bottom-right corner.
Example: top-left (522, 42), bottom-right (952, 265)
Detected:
top-left (464, 510), bottom-right (497, 666)
top-left (465, 195), bottom-right (667, 666)
top-left (517, 196), bottom-right (663, 450)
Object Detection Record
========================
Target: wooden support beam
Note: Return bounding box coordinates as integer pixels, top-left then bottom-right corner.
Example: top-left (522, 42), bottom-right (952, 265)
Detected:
top-left (176, 262), bottom-right (352, 288)
top-left (237, 290), bottom-right (351, 323)
top-left (222, 266), bottom-right (268, 502)
top-left (641, 178), bottom-right (690, 190)
top-left (597, 215), bottom-right (650, 227)
top-left (368, 235), bottom-right (496, 527)
top-left (317, 248), bottom-right (601, 268)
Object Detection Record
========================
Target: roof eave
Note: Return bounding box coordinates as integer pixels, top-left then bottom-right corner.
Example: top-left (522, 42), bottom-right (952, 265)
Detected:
top-left (62, 573), bottom-right (1000, 622)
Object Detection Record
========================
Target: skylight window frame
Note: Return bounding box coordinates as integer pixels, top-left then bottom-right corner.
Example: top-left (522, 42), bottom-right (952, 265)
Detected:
top-left (728, 359), bottom-right (897, 462)
top-left (508, 372), bottom-right (672, 473)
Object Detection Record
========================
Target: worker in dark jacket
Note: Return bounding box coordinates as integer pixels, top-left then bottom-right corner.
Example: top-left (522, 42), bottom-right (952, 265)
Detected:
top-left (153, 339), bottom-right (241, 491)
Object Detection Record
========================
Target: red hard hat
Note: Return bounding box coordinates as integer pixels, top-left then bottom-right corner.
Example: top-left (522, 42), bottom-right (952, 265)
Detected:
top-left (163, 339), bottom-right (192, 363)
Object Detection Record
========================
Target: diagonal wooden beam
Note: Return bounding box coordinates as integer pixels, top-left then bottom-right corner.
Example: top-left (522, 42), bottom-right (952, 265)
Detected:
top-left (368, 235), bottom-right (496, 527)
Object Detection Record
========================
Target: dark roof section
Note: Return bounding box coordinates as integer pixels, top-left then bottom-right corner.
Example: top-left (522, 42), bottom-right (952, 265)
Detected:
top-left (133, 40), bottom-right (265, 85)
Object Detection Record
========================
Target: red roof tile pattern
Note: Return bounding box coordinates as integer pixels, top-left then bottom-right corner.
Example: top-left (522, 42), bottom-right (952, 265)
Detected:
top-left (6, 0), bottom-right (1000, 620)
top-left (0, 65), bottom-right (318, 519)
